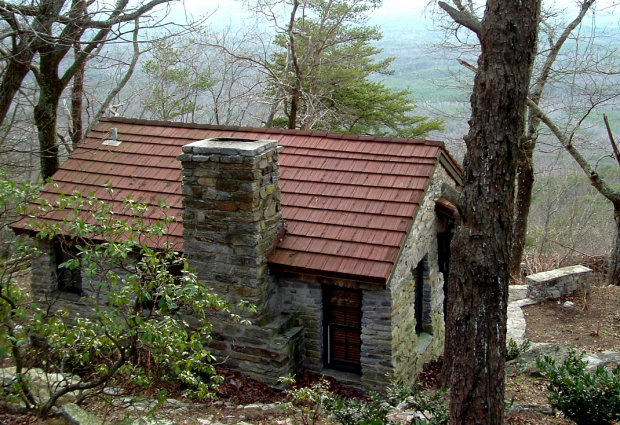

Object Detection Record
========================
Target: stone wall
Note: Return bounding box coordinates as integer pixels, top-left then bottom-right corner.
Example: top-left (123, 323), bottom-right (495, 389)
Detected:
top-left (526, 265), bottom-right (592, 300)
top-left (278, 272), bottom-right (390, 388)
top-left (30, 239), bottom-right (57, 296)
top-left (279, 273), bottom-right (324, 371)
top-left (360, 288), bottom-right (393, 389)
top-left (387, 164), bottom-right (456, 385)
top-left (29, 239), bottom-right (124, 317)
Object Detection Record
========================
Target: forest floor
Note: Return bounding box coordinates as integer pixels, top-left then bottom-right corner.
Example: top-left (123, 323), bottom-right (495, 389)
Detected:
top-left (3, 281), bottom-right (620, 425)
top-left (504, 281), bottom-right (620, 425)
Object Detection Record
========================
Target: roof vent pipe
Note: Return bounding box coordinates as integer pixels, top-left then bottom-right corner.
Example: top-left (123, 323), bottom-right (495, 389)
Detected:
top-left (102, 127), bottom-right (122, 146)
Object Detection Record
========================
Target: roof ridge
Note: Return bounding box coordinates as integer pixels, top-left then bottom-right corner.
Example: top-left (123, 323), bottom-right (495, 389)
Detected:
top-left (99, 117), bottom-right (446, 147)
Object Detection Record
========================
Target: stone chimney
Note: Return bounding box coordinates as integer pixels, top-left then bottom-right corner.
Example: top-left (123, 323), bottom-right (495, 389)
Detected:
top-left (177, 138), bottom-right (284, 323)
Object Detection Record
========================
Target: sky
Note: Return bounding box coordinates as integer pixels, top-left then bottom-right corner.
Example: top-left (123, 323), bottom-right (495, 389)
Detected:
top-left (170, 0), bottom-right (620, 34)
top-left (173, 0), bottom-right (429, 26)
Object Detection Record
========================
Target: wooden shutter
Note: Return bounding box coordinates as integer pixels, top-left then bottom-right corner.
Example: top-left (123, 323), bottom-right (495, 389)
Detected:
top-left (325, 287), bottom-right (362, 372)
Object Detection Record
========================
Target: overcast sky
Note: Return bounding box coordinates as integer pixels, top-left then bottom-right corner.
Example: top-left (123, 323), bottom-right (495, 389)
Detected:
top-left (171, 0), bottom-right (619, 31)
top-left (174, 0), bottom-right (429, 25)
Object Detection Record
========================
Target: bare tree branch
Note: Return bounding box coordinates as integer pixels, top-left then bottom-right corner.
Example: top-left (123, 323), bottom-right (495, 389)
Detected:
top-left (437, 1), bottom-right (481, 36)
top-left (528, 99), bottom-right (620, 203)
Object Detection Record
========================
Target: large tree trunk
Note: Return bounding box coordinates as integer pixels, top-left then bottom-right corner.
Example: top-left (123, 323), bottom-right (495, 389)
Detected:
top-left (34, 88), bottom-right (61, 180)
top-left (609, 204), bottom-right (620, 286)
top-left (35, 51), bottom-right (64, 180)
top-left (444, 0), bottom-right (540, 423)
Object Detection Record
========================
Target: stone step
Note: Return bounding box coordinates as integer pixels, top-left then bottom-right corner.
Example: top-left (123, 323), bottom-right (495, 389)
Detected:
top-left (209, 315), bottom-right (305, 387)
top-left (264, 312), bottom-right (296, 334)
top-left (509, 285), bottom-right (528, 302)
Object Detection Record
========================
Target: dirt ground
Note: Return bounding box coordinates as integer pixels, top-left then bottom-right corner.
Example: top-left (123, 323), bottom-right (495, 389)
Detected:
top-left (3, 280), bottom-right (620, 425)
top-left (504, 281), bottom-right (620, 425)
top-left (523, 283), bottom-right (620, 353)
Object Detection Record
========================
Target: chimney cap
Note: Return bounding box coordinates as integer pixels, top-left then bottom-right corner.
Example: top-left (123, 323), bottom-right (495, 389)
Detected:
top-left (181, 138), bottom-right (279, 157)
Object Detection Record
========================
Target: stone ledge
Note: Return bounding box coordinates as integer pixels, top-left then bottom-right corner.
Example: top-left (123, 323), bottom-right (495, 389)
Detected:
top-left (525, 265), bottom-right (592, 301)
top-left (526, 265), bottom-right (591, 283)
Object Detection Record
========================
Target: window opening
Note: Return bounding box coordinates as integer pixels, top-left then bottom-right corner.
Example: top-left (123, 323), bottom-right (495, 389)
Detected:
top-left (438, 220), bottom-right (455, 320)
top-left (323, 286), bottom-right (362, 373)
top-left (413, 255), bottom-right (431, 335)
top-left (54, 243), bottom-right (82, 294)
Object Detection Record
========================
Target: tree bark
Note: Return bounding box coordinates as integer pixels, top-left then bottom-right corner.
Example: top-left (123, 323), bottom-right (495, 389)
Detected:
top-left (0, 47), bottom-right (35, 126)
top-left (35, 44), bottom-right (65, 180)
top-left (444, 0), bottom-right (540, 423)
top-left (34, 84), bottom-right (62, 180)
top-left (70, 47), bottom-right (85, 149)
top-left (609, 204), bottom-right (620, 286)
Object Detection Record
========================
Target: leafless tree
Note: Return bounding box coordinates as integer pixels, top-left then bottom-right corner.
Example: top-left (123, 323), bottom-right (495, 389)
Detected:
top-left (0, 0), bottom-right (196, 179)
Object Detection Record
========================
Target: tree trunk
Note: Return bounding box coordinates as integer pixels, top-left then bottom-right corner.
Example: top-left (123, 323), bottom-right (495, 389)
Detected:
top-left (34, 90), bottom-right (61, 180)
top-left (444, 0), bottom-right (540, 423)
top-left (34, 55), bottom-right (64, 180)
top-left (288, 79), bottom-right (301, 129)
top-left (0, 48), bottom-right (36, 126)
top-left (510, 141), bottom-right (536, 280)
top-left (609, 204), bottom-right (620, 286)
top-left (70, 46), bottom-right (85, 149)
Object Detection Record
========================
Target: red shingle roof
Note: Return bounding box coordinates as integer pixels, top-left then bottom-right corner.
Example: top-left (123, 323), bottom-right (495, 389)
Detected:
top-left (14, 118), bottom-right (461, 285)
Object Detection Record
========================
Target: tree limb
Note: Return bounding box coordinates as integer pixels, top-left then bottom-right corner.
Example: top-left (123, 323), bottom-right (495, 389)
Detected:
top-left (84, 17), bottom-right (141, 135)
top-left (604, 113), bottom-right (620, 169)
top-left (437, 1), bottom-right (481, 36)
top-left (528, 99), bottom-right (620, 203)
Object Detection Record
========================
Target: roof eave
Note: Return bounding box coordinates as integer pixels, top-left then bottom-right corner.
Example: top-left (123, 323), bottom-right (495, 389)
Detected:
top-left (268, 262), bottom-right (386, 286)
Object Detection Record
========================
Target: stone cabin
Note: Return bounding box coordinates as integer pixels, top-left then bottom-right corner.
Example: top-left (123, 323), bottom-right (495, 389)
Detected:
top-left (13, 117), bottom-right (462, 390)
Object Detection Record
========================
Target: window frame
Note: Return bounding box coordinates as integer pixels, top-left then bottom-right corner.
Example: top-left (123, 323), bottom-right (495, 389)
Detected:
top-left (323, 285), bottom-right (363, 374)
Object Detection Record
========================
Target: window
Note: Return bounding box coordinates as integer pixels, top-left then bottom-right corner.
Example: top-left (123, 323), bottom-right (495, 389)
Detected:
top-left (413, 255), bottom-right (431, 334)
top-left (54, 243), bottom-right (82, 294)
top-left (323, 286), bottom-right (362, 373)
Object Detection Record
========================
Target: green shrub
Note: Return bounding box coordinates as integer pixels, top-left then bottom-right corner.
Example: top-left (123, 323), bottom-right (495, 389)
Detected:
top-left (387, 380), bottom-right (449, 425)
top-left (537, 350), bottom-right (620, 425)
top-left (506, 339), bottom-right (531, 361)
top-left (280, 375), bottom-right (332, 425)
top-left (325, 393), bottom-right (392, 425)
top-left (0, 182), bottom-right (250, 416)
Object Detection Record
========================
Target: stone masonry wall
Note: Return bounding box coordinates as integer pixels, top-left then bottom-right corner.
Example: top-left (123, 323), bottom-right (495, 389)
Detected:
top-left (526, 265), bottom-right (592, 300)
top-left (361, 288), bottom-right (393, 389)
top-left (278, 272), bottom-right (388, 386)
top-left (29, 239), bottom-right (128, 317)
top-left (388, 164), bottom-right (457, 385)
top-left (279, 273), bottom-right (324, 371)
top-left (30, 239), bottom-right (57, 296)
